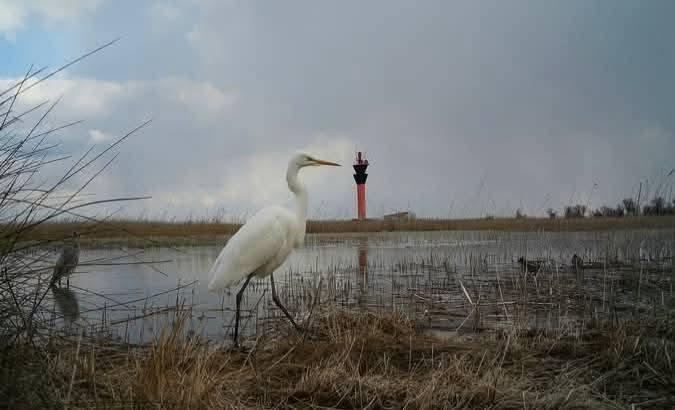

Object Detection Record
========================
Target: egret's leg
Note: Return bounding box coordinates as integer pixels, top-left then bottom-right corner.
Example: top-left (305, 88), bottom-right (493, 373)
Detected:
top-left (233, 274), bottom-right (253, 347)
top-left (270, 273), bottom-right (300, 331)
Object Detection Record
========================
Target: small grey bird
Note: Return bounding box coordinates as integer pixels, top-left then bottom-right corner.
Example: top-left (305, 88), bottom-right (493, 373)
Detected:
top-left (52, 232), bottom-right (80, 288)
top-left (517, 256), bottom-right (544, 275)
top-left (571, 254), bottom-right (583, 273)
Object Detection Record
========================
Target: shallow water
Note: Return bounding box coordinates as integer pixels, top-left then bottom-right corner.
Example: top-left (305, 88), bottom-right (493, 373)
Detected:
top-left (42, 229), bottom-right (673, 344)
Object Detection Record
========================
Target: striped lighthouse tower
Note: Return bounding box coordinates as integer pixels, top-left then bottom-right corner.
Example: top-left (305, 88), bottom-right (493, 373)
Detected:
top-left (353, 151), bottom-right (369, 220)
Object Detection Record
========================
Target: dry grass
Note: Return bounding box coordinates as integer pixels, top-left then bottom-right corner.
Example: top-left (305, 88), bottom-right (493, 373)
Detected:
top-left (51, 307), bottom-right (674, 409)
top-left (22, 220), bottom-right (240, 242)
top-left (307, 216), bottom-right (675, 233)
top-left (13, 216), bottom-right (675, 247)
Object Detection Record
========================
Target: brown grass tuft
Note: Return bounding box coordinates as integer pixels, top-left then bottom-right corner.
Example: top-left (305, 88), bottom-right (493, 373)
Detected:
top-left (54, 307), bottom-right (674, 409)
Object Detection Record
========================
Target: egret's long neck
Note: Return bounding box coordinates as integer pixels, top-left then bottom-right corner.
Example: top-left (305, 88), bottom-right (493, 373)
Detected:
top-left (286, 163), bottom-right (308, 224)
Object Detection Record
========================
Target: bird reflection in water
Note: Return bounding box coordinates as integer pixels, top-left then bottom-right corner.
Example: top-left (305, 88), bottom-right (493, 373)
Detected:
top-left (51, 285), bottom-right (80, 324)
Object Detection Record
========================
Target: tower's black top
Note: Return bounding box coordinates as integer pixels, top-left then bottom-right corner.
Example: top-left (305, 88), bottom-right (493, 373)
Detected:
top-left (353, 172), bottom-right (368, 184)
top-left (353, 151), bottom-right (369, 184)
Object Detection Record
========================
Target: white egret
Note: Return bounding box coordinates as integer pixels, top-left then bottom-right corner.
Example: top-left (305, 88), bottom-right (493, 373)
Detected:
top-left (207, 153), bottom-right (340, 346)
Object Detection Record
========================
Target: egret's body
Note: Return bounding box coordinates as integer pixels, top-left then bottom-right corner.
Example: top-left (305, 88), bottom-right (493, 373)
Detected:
top-left (208, 206), bottom-right (301, 290)
top-left (207, 153), bottom-right (339, 346)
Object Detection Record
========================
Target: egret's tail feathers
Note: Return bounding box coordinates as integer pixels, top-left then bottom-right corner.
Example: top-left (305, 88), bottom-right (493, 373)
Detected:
top-left (207, 273), bottom-right (242, 292)
top-left (207, 277), bottom-right (221, 292)
top-left (207, 275), bottom-right (223, 292)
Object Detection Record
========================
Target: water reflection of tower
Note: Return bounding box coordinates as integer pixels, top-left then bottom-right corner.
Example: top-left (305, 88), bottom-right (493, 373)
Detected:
top-left (357, 236), bottom-right (369, 308)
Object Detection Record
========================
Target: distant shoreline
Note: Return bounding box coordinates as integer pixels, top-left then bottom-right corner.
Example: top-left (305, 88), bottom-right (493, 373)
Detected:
top-left (19, 216), bottom-right (675, 247)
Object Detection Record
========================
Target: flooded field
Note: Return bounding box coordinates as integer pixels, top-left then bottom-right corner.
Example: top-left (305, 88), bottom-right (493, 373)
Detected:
top-left (40, 229), bottom-right (674, 345)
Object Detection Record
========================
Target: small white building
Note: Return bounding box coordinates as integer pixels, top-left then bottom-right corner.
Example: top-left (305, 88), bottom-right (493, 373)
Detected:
top-left (383, 211), bottom-right (416, 221)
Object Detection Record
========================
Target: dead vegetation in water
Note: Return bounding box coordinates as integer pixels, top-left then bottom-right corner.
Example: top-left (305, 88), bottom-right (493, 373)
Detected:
top-left (49, 307), bottom-right (674, 409)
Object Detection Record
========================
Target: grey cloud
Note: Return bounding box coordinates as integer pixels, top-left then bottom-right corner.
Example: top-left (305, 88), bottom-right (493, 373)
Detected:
top-left (6, 0), bottom-right (674, 218)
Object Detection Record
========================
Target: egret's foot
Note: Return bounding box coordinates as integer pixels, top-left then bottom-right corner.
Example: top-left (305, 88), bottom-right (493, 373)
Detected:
top-left (227, 339), bottom-right (240, 351)
top-left (230, 335), bottom-right (238, 350)
top-left (300, 331), bottom-right (321, 342)
top-left (226, 342), bottom-right (250, 354)
top-left (292, 323), bottom-right (303, 333)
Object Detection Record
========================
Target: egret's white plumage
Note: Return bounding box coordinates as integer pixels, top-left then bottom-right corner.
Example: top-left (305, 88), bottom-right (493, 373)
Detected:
top-left (207, 205), bottom-right (298, 290)
top-left (207, 152), bottom-right (340, 346)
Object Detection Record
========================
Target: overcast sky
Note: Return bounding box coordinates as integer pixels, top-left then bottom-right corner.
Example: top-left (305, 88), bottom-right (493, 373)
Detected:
top-left (2, 0), bottom-right (674, 220)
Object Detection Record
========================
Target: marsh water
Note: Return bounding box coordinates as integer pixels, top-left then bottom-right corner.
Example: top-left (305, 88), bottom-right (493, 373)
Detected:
top-left (42, 229), bottom-right (673, 345)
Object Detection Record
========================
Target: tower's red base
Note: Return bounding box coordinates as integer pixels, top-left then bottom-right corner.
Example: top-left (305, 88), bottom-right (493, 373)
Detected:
top-left (357, 184), bottom-right (366, 220)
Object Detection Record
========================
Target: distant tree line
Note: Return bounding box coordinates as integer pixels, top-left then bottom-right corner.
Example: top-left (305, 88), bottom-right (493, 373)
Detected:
top-left (564, 204), bottom-right (587, 218)
top-left (640, 197), bottom-right (675, 216)
top-left (556, 197), bottom-right (675, 218)
top-left (521, 196), bottom-right (675, 219)
top-left (593, 197), bottom-right (675, 217)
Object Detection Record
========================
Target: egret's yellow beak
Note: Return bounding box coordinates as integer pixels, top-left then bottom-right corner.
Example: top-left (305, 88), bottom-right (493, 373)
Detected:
top-left (312, 158), bottom-right (341, 166)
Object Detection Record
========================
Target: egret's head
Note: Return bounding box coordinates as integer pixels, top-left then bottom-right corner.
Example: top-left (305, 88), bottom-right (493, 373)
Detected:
top-left (292, 153), bottom-right (341, 168)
